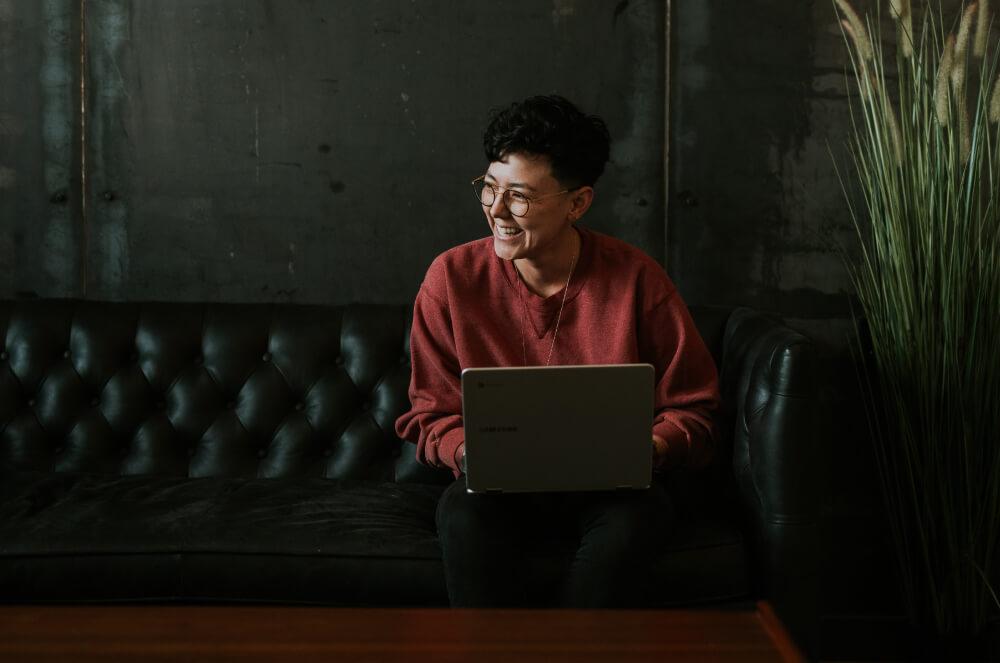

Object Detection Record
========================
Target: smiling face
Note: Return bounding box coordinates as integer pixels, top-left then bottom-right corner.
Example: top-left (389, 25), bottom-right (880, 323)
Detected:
top-left (483, 152), bottom-right (592, 263)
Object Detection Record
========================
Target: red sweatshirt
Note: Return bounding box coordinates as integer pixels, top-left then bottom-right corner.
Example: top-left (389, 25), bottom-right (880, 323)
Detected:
top-left (394, 226), bottom-right (720, 479)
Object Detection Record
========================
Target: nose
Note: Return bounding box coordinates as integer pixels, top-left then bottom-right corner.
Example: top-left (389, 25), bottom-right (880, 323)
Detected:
top-left (489, 190), bottom-right (511, 219)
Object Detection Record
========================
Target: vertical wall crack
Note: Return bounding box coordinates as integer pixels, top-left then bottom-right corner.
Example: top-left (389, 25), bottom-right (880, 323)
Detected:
top-left (664, 0), bottom-right (671, 270)
top-left (79, 0), bottom-right (88, 297)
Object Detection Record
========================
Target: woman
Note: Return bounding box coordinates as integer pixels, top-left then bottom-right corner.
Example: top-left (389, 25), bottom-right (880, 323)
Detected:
top-left (395, 95), bottom-right (720, 608)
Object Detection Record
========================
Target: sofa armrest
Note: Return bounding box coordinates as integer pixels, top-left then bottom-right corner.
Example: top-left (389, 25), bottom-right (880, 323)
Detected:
top-left (720, 307), bottom-right (827, 649)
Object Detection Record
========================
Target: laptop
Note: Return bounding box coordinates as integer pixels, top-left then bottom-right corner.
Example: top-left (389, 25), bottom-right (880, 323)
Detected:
top-left (460, 363), bottom-right (654, 493)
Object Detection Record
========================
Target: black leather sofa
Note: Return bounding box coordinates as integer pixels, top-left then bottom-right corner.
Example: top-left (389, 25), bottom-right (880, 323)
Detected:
top-left (0, 299), bottom-right (824, 637)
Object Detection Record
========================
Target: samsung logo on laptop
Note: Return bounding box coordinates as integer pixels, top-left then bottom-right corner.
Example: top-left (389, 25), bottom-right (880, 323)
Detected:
top-left (479, 425), bottom-right (519, 433)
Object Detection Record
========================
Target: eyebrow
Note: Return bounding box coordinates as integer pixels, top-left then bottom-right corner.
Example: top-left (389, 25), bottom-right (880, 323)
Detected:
top-left (484, 173), bottom-right (536, 192)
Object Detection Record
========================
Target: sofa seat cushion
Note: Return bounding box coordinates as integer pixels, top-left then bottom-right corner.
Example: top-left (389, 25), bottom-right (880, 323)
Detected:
top-left (0, 471), bottom-right (448, 604)
top-left (0, 472), bottom-right (749, 606)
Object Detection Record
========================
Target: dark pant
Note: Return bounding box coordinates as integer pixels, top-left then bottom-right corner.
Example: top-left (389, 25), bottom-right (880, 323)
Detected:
top-left (435, 478), bottom-right (674, 608)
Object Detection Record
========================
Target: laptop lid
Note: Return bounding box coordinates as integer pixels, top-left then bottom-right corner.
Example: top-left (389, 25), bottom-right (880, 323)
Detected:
top-left (461, 364), bottom-right (654, 494)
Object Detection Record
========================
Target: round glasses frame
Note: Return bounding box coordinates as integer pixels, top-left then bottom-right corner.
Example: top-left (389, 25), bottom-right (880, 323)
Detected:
top-left (471, 176), bottom-right (574, 218)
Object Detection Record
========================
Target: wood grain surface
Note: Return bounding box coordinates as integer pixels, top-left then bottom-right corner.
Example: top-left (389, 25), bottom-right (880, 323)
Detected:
top-left (0, 601), bottom-right (804, 662)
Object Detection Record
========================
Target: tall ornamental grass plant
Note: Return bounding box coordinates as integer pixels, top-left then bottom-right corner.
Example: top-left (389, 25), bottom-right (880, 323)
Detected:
top-left (834, 0), bottom-right (1000, 637)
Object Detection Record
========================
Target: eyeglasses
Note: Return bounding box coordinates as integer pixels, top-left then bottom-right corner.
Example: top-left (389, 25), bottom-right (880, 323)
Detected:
top-left (471, 176), bottom-right (573, 218)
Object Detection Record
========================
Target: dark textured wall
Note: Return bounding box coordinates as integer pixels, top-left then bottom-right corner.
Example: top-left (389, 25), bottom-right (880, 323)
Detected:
top-left (669, 0), bottom-right (860, 325)
top-left (3, 0), bottom-right (666, 305)
top-left (0, 0), bottom-right (83, 298)
top-left (3, 0), bottom-right (957, 323)
top-left (1, 0), bottom-right (883, 320)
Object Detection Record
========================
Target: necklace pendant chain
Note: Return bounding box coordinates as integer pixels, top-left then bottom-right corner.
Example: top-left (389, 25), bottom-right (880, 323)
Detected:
top-left (513, 249), bottom-right (579, 367)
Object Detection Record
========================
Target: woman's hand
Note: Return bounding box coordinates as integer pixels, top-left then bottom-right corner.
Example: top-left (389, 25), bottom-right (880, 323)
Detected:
top-left (652, 434), bottom-right (670, 469)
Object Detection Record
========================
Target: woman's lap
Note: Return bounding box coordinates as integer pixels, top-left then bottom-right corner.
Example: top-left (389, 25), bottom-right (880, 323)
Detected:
top-left (435, 477), bottom-right (674, 607)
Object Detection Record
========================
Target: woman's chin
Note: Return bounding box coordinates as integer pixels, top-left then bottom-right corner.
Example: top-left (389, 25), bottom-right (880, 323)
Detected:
top-left (492, 238), bottom-right (519, 260)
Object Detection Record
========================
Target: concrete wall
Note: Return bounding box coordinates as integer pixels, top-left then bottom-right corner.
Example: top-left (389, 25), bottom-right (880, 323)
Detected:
top-left (669, 0), bottom-right (860, 323)
top-left (0, 0), bottom-right (82, 298)
top-left (3, 0), bottom-right (974, 320)
top-left (3, 0), bottom-right (666, 305)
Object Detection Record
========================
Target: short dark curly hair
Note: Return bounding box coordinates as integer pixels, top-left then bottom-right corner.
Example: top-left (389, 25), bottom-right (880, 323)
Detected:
top-left (483, 95), bottom-right (610, 188)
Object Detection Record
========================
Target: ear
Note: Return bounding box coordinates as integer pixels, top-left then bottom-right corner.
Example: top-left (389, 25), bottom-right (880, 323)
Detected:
top-left (568, 186), bottom-right (595, 221)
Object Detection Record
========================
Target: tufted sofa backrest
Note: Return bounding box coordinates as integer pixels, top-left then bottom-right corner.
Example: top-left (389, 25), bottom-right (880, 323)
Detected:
top-left (0, 300), bottom-right (743, 487)
top-left (0, 300), bottom-right (454, 484)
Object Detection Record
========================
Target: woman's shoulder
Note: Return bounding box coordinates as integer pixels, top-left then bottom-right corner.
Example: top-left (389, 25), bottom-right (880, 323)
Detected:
top-left (585, 228), bottom-right (676, 296)
top-left (585, 227), bottom-right (655, 264)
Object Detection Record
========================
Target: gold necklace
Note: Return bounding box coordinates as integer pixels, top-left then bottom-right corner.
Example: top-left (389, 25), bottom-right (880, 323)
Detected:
top-left (511, 248), bottom-right (579, 367)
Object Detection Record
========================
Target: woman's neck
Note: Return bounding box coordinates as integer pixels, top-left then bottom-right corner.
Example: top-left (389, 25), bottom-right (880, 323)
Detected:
top-left (514, 227), bottom-right (581, 298)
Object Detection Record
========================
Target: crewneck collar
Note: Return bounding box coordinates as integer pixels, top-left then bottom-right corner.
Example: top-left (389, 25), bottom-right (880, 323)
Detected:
top-left (498, 226), bottom-right (593, 337)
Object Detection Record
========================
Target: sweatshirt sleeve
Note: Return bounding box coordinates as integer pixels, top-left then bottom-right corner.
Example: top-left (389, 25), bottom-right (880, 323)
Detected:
top-left (641, 289), bottom-right (721, 472)
top-left (394, 282), bottom-right (466, 478)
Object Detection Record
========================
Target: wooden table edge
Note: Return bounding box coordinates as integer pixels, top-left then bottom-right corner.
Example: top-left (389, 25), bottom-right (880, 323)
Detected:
top-left (756, 600), bottom-right (807, 663)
